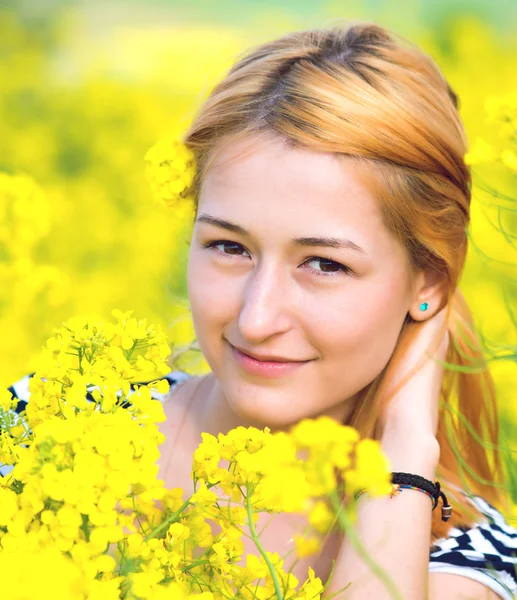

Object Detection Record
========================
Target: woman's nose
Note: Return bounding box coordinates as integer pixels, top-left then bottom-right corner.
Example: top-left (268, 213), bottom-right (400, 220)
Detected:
top-left (237, 264), bottom-right (293, 343)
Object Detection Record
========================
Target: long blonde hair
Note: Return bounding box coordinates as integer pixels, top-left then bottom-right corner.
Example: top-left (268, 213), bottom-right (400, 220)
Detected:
top-left (183, 21), bottom-right (510, 541)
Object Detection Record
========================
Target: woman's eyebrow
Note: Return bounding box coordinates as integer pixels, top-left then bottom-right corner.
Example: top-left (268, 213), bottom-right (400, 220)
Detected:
top-left (196, 213), bottom-right (367, 254)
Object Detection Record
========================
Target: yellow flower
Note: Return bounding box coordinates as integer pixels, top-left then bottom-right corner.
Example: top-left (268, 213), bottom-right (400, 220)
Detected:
top-left (161, 487), bottom-right (186, 513)
top-left (464, 137), bottom-right (497, 165)
top-left (0, 487), bottom-right (19, 527)
top-left (86, 577), bottom-right (123, 600)
top-left (208, 540), bottom-right (232, 574)
top-left (0, 388), bottom-right (16, 411)
top-left (192, 432), bottom-right (223, 483)
top-left (166, 522), bottom-right (191, 545)
top-left (293, 533), bottom-right (322, 558)
top-left (308, 500), bottom-right (335, 534)
top-left (147, 378), bottom-right (171, 395)
top-left (345, 438), bottom-right (392, 498)
top-left (296, 567), bottom-right (324, 600)
top-left (257, 462), bottom-right (311, 512)
top-left (291, 416), bottom-right (359, 447)
top-left (89, 525), bottom-right (124, 552)
top-left (129, 562), bottom-right (164, 599)
top-left (189, 480), bottom-right (219, 520)
top-left (0, 547), bottom-right (87, 599)
top-left (485, 91), bottom-right (517, 125)
top-left (501, 148), bottom-right (517, 172)
top-left (0, 430), bottom-right (20, 465)
top-left (239, 552), bottom-right (270, 582)
top-left (145, 136), bottom-right (196, 208)
top-left (183, 512), bottom-right (213, 548)
top-left (56, 504), bottom-right (82, 530)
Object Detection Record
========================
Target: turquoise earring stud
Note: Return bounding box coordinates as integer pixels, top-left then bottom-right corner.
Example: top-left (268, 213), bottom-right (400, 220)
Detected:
top-left (420, 302), bottom-right (429, 311)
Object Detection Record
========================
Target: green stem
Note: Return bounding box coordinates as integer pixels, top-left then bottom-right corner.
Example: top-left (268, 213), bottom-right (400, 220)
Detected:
top-left (329, 491), bottom-right (403, 600)
top-left (143, 480), bottom-right (221, 542)
top-left (442, 401), bottom-right (516, 459)
top-left (130, 492), bottom-right (148, 536)
top-left (442, 407), bottom-right (506, 488)
top-left (125, 339), bottom-right (139, 362)
top-left (320, 558), bottom-right (346, 598)
top-left (245, 484), bottom-right (283, 600)
top-left (144, 499), bottom-right (190, 542)
top-left (81, 514), bottom-right (90, 542)
top-left (180, 558), bottom-right (211, 573)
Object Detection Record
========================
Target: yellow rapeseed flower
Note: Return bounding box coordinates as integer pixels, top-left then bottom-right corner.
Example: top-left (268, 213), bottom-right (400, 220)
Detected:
top-left (145, 136), bottom-right (196, 208)
top-left (307, 500), bottom-right (335, 534)
top-left (501, 148), bottom-right (517, 172)
top-left (0, 388), bottom-right (16, 411)
top-left (345, 438), bottom-right (392, 498)
top-left (464, 137), bottom-right (498, 165)
top-left (293, 533), bottom-right (322, 558)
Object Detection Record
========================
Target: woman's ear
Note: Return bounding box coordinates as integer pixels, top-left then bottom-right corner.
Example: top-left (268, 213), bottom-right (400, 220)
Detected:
top-left (408, 267), bottom-right (448, 321)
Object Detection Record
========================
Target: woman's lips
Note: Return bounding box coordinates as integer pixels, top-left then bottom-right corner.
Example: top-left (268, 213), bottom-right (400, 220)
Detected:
top-left (230, 343), bottom-right (311, 378)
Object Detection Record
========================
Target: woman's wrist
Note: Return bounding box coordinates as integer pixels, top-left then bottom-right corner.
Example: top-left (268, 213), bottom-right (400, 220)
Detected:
top-left (380, 429), bottom-right (440, 480)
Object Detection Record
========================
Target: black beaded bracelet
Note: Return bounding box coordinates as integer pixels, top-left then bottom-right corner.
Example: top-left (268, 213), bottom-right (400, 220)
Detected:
top-left (354, 471), bottom-right (452, 522)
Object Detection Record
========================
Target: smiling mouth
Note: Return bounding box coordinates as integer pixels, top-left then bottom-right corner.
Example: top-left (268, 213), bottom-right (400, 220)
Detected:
top-left (229, 343), bottom-right (312, 363)
top-left (227, 342), bottom-right (314, 379)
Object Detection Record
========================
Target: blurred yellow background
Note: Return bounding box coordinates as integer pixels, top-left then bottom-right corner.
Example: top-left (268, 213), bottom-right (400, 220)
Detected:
top-left (1, 0), bottom-right (516, 492)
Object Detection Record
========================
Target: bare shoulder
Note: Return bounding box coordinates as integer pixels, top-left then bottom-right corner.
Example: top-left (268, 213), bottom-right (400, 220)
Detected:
top-left (164, 373), bottom-right (205, 414)
top-left (160, 372), bottom-right (212, 431)
top-left (156, 373), bottom-right (207, 485)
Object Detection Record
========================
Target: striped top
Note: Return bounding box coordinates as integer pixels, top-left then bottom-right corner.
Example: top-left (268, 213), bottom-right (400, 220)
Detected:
top-left (3, 372), bottom-right (517, 599)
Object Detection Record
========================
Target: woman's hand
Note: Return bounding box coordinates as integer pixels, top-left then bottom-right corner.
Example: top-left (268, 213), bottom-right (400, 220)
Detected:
top-left (378, 306), bottom-right (450, 444)
top-left (330, 308), bottom-right (450, 600)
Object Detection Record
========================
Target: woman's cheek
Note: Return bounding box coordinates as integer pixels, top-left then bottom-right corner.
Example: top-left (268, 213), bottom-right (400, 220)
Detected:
top-left (313, 286), bottom-right (399, 373)
top-left (188, 252), bottom-right (241, 329)
top-left (308, 290), bottom-right (375, 342)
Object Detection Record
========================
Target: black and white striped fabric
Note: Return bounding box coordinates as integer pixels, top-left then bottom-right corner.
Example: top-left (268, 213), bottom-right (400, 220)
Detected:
top-left (2, 372), bottom-right (517, 598)
top-left (429, 491), bottom-right (517, 599)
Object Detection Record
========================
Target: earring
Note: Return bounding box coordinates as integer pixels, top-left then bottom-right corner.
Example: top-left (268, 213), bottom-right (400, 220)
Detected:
top-left (420, 302), bottom-right (429, 311)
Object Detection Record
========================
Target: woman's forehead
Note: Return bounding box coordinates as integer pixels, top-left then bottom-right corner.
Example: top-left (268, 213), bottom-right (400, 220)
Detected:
top-left (199, 134), bottom-right (386, 240)
top-left (201, 135), bottom-right (374, 205)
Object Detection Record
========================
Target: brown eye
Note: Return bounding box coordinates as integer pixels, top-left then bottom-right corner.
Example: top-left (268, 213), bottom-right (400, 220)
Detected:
top-left (309, 258), bottom-right (340, 272)
top-left (303, 257), bottom-right (352, 277)
top-left (205, 240), bottom-right (250, 257)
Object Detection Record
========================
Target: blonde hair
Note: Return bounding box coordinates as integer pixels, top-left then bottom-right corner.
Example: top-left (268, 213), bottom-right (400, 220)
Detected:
top-left (183, 21), bottom-right (510, 541)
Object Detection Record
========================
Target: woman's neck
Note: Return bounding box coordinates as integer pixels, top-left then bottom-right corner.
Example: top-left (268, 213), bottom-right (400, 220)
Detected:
top-left (193, 372), bottom-right (358, 438)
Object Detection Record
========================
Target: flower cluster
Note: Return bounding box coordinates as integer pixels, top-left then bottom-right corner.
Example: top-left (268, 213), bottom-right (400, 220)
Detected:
top-left (0, 310), bottom-right (174, 598)
top-left (0, 311), bottom-right (392, 599)
top-left (145, 135), bottom-right (196, 208)
top-left (192, 418), bottom-right (392, 566)
top-left (465, 91), bottom-right (517, 171)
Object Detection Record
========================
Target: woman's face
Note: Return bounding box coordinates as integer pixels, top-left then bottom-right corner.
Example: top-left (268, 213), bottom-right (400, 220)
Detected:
top-left (188, 133), bottom-right (416, 427)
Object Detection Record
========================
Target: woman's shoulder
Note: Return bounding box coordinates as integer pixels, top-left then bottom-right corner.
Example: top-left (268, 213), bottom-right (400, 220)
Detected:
top-left (429, 489), bottom-right (517, 600)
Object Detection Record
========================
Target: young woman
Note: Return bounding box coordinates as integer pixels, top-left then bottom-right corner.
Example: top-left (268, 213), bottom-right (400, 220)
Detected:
top-left (7, 21), bottom-right (517, 600)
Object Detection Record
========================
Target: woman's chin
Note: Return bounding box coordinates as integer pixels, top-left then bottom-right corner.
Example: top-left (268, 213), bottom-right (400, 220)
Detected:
top-left (228, 395), bottom-right (312, 430)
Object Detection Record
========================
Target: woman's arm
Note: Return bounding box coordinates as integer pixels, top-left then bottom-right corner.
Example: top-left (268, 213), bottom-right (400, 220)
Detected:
top-left (323, 430), bottom-right (440, 600)
top-left (323, 308), bottom-right (447, 599)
